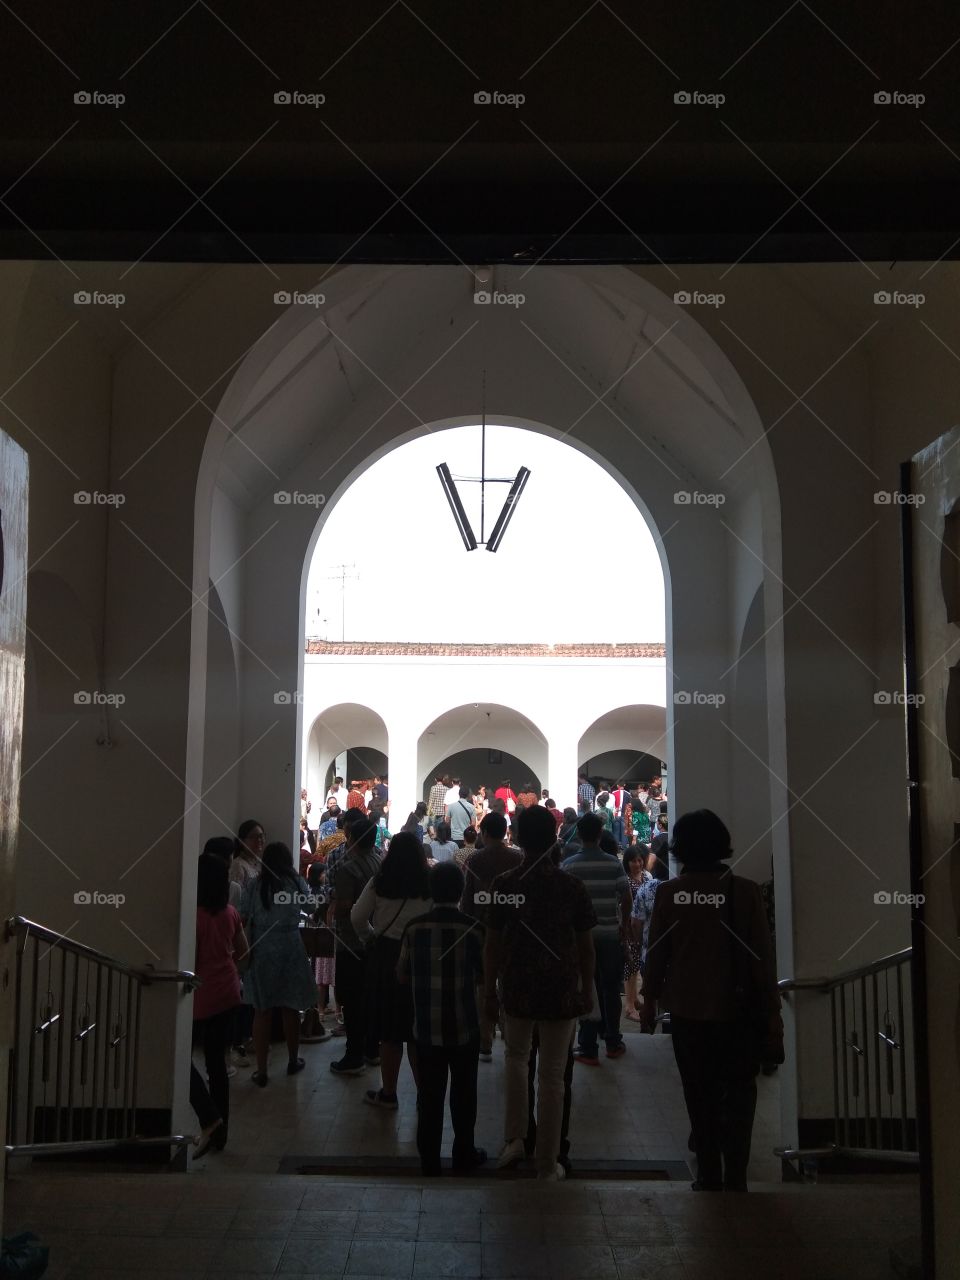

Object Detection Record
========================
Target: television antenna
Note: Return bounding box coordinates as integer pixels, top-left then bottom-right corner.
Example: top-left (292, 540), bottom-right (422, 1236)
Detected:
top-left (314, 563), bottom-right (358, 640)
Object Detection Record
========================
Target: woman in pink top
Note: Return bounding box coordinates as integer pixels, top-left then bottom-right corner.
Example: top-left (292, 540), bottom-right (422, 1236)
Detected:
top-left (191, 853), bottom-right (248, 1158)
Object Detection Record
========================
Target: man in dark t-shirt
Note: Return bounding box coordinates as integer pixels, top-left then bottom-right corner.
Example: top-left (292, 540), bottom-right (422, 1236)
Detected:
top-left (460, 811), bottom-right (523, 1059)
top-left (484, 806), bottom-right (595, 1179)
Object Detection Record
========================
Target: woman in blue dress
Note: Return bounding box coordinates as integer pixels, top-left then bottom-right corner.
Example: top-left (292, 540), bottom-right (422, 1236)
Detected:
top-left (240, 841), bottom-right (319, 1086)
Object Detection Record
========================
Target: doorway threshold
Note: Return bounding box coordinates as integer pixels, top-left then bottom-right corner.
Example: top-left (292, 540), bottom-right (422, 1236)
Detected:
top-left (278, 1155), bottom-right (692, 1180)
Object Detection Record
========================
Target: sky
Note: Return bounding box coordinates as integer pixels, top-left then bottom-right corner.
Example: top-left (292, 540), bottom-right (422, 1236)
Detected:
top-left (305, 425), bottom-right (665, 644)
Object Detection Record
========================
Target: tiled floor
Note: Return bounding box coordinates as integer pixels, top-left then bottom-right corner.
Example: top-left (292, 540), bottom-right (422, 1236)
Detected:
top-left (208, 1020), bottom-right (783, 1181)
top-left (8, 1172), bottom-right (918, 1278)
top-left (5, 1022), bottom-right (922, 1277)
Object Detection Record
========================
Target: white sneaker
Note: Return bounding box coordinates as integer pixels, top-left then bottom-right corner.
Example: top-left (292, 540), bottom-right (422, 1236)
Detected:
top-left (230, 1048), bottom-right (251, 1068)
top-left (225, 1064), bottom-right (237, 1079)
top-left (496, 1137), bottom-right (526, 1170)
top-left (537, 1163), bottom-right (566, 1181)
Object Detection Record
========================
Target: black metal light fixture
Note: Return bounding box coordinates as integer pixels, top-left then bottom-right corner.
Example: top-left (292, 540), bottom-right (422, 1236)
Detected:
top-left (485, 466), bottom-right (530, 553)
top-left (436, 363), bottom-right (530, 553)
top-left (436, 462), bottom-right (477, 551)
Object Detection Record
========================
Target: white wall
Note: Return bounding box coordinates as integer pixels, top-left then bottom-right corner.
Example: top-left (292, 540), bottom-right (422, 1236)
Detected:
top-left (303, 653), bottom-right (666, 814)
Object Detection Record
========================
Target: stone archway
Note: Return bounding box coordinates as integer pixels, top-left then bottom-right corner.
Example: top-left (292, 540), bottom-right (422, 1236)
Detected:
top-left (187, 261), bottom-right (788, 1139)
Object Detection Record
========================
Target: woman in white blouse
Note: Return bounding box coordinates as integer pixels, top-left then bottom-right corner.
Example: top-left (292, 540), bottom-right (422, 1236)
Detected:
top-left (350, 833), bottom-right (433, 1108)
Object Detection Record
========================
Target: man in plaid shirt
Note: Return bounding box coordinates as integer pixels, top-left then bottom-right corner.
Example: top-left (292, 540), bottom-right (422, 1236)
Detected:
top-left (426, 772), bottom-right (447, 832)
top-left (577, 772), bottom-right (596, 814)
top-left (397, 861), bottom-right (487, 1175)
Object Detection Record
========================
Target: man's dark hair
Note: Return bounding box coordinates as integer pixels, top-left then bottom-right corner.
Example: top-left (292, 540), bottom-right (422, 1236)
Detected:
top-left (464, 827), bottom-right (478, 845)
top-left (202, 836), bottom-right (234, 866)
top-left (334, 776), bottom-right (343, 785)
top-left (670, 809), bottom-right (731, 867)
top-left (576, 812), bottom-right (604, 842)
top-left (429, 860), bottom-right (465, 904)
top-left (599, 833), bottom-right (619, 858)
top-left (544, 798), bottom-right (556, 810)
top-left (479, 811), bottom-right (507, 840)
top-left (459, 784), bottom-right (472, 800)
top-left (342, 807), bottom-right (367, 829)
top-left (348, 816), bottom-right (378, 853)
top-left (436, 772), bottom-right (446, 783)
top-left (516, 804), bottom-right (558, 857)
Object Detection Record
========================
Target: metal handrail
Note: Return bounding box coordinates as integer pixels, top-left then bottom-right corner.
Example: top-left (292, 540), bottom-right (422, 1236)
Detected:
top-left (775, 946), bottom-right (917, 1171)
top-left (6, 916), bottom-right (198, 988)
top-left (778, 947), bottom-right (912, 993)
top-left (5, 915), bottom-right (198, 1157)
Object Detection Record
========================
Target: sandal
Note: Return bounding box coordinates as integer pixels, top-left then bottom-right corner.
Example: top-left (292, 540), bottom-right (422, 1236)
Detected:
top-left (251, 1071), bottom-right (268, 1088)
top-left (287, 1057), bottom-right (306, 1076)
top-left (363, 1089), bottom-right (399, 1110)
top-left (193, 1118), bottom-right (223, 1159)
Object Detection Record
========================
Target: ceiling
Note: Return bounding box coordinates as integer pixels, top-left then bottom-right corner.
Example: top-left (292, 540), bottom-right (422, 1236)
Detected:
top-left (1, 4), bottom-right (958, 263)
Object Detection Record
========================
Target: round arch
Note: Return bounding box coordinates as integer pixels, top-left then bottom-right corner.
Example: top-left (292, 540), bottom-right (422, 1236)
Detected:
top-left (417, 701), bottom-right (548, 800)
top-left (577, 704), bottom-right (669, 769)
top-left (186, 259), bottom-right (788, 973)
top-left (303, 701), bottom-right (389, 804)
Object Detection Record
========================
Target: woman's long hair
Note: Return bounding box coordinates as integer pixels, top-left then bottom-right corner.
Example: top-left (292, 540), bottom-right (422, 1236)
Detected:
top-left (374, 832), bottom-right (429, 900)
top-left (258, 841), bottom-right (299, 910)
top-left (197, 853), bottom-right (229, 914)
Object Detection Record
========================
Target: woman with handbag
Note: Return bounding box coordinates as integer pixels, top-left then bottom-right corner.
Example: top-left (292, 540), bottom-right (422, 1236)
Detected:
top-left (640, 809), bottom-right (783, 1192)
top-left (349, 832), bottom-right (433, 1109)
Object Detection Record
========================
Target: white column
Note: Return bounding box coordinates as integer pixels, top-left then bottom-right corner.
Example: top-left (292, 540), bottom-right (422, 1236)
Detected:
top-left (547, 729), bottom-right (581, 812)
top-left (386, 723), bottom-right (420, 830)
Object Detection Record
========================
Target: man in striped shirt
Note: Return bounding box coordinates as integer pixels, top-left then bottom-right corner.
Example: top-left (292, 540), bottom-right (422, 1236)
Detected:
top-left (397, 861), bottom-right (487, 1176)
top-left (561, 812), bottom-right (631, 1064)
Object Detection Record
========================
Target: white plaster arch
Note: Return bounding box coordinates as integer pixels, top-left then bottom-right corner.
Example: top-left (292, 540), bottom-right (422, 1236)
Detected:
top-left (303, 701), bottom-right (389, 803)
top-left (577, 704), bottom-right (669, 767)
top-left (187, 259), bottom-right (788, 940)
top-left (416, 701), bottom-right (548, 793)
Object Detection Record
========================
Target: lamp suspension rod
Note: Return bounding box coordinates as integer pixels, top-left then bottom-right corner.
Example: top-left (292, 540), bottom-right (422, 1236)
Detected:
top-left (480, 369), bottom-right (486, 546)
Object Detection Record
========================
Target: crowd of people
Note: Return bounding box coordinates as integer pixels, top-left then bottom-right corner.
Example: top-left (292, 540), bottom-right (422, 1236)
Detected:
top-left (188, 773), bottom-right (783, 1192)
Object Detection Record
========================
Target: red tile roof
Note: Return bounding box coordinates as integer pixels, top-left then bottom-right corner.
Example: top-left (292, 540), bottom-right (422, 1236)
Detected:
top-left (305, 640), bottom-right (665, 658)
